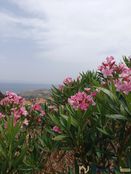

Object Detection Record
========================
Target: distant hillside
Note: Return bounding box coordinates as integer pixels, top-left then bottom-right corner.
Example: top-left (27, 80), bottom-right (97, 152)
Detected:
top-left (0, 83), bottom-right (52, 93)
top-left (19, 89), bottom-right (50, 99)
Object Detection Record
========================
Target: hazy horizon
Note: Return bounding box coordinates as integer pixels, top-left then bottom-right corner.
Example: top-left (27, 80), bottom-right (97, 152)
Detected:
top-left (0, 82), bottom-right (52, 93)
top-left (0, 81), bottom-right (54, 85)
top-left (0, 0), bottom-right (131, 84)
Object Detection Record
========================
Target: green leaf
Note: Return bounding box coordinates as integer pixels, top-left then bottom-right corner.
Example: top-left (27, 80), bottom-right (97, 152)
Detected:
top-left (67, 115), bottom-right (71, 129)
top-left (97, 127), bottom-right (110, 136)
top-left (106, 114), bottom-right (127, 120)
top-left (98, 87), bottom-right (117, 101)
top-left (61, 114), bottom-right (78, 127)
top-left (13, 145), bottom-right (27, 168)
top-left (49, 114), bottom-right (60, 125)
top-left (53, 134), bottom-right (67, 141)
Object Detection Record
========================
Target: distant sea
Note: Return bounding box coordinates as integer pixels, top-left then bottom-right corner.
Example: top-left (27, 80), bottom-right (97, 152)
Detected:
top-left (0, 83), bottom-right (52, 94)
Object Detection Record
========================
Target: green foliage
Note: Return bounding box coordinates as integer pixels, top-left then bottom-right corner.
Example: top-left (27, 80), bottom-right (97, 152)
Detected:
top-left (49, 71), bottom-right (100, 106)
top-left (123, 56), bottom-right (131, 68)
top-left (0, 117), bottom-right (27, 174)
top-left (0, 56), bottom-right (130, 173)
top-left (46, 60), bottom-right (131, 172)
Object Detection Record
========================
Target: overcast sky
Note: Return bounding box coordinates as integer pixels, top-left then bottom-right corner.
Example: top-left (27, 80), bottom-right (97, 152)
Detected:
top-left (0, 0), bottom-right (131, 84)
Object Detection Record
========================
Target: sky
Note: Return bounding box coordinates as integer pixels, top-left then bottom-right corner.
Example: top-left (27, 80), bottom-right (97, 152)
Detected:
top-left (0, 0), bottom-right (131, 84)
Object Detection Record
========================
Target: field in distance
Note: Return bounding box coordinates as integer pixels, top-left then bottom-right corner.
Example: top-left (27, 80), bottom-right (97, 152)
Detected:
top-left (19, 89), bottom-right (50, 99)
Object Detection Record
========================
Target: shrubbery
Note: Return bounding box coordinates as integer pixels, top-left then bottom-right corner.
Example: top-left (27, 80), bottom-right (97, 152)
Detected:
top-left (0, 56), bottom-right (130, 174)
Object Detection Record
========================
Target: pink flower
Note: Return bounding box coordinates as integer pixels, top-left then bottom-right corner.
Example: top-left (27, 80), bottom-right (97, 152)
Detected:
top-left (114, 64), bottom-right (131, 94)
top-left (91, 91), bottom-right (97, 97)
top-left (0, 91), bottom-right (24, 106)
top-left (102, 69), bottom-right (114, 77)
top-left (58, 84), bottom-right (64, 91)
top-left (116, 63), bottom-right (129, 73)
top-left (105, 56), bottom-right (115, 65)
top-left (98, 57), bottom-right (131, 94)
top-left (98, 56), bottom-right (116, 78)
top-left (40, 110), bottom-right (46, 116)
top-left (52, 126), bottom-right (61, 133)
top-left (120, 68), bottom-right (131, 79)
top-left (115, 79), bottom-right (131, 94)
top-left (68, 91), bottom-right (96, 111)
top-left (6, 91), bottom-right (24, 105)
top-left (19, 107), bottom-right (28, 116)
top-left (6, 91), bottom-right (17, 98)
top-left (32, 103), bottom-right (41, 111)
top-left (11, 106), bottom-right (28, 126)
top-left (37, 117), bottom-right (42, 123)
top-left (32, 103), bottom-right (46, 117)
top-left (63, 77), bottom-right (73, 85)
top-left (23, 118), bottom-right (29, 126)
top-left (12, 109), bottom-right (21, 121)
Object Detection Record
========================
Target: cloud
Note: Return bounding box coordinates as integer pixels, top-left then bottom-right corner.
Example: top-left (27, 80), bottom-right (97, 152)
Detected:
top-left (0, 11), bottom-right (48, 40)
top-left (9, 0), bottom-right (131, 61)
top-left (0, 0), bottom-right (131, 83)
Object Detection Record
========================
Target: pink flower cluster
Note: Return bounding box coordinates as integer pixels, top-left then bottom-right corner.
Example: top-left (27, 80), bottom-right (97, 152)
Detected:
top-left (58, 77), bottom-right (73, 91)
top-left (116, 63), bottom-right (129, 74)
top-left (52, 126), bottom-right (61, 133)
top-left (32, 103), bottom-right (46, 116)
top-left (12, 106), bottom-right (27, 118)
top-left (98, 56), bottom-right (131, 94)
top-left (98, 56), bottom-right (116, 78)
top-left (28, 103), bottom-right (46, 124)
top-left (11, 107), bottom-right (28, 126)
top-left (0, 91), bottom-right (47, 127)
top-left (114, 65), bottom-right (131, 94)
top-left (63, 77), bottom-right (73, 85)
top-left (58, 76), bottom-right (74, 92)
top-left (0, 91), bottom-right (28, 126)
top-left (68, 91), bottom-right (96, 111)
top-left (0, 91), bottom-right (24, 106)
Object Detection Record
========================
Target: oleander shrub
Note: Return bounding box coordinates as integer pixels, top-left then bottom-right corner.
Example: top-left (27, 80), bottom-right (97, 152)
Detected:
top-left (0, 56), bottom-right (130, 174)
top-left (46, 56), bottom-right (131, 173)
top-left (0, 92), bottom-right (47, 174)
